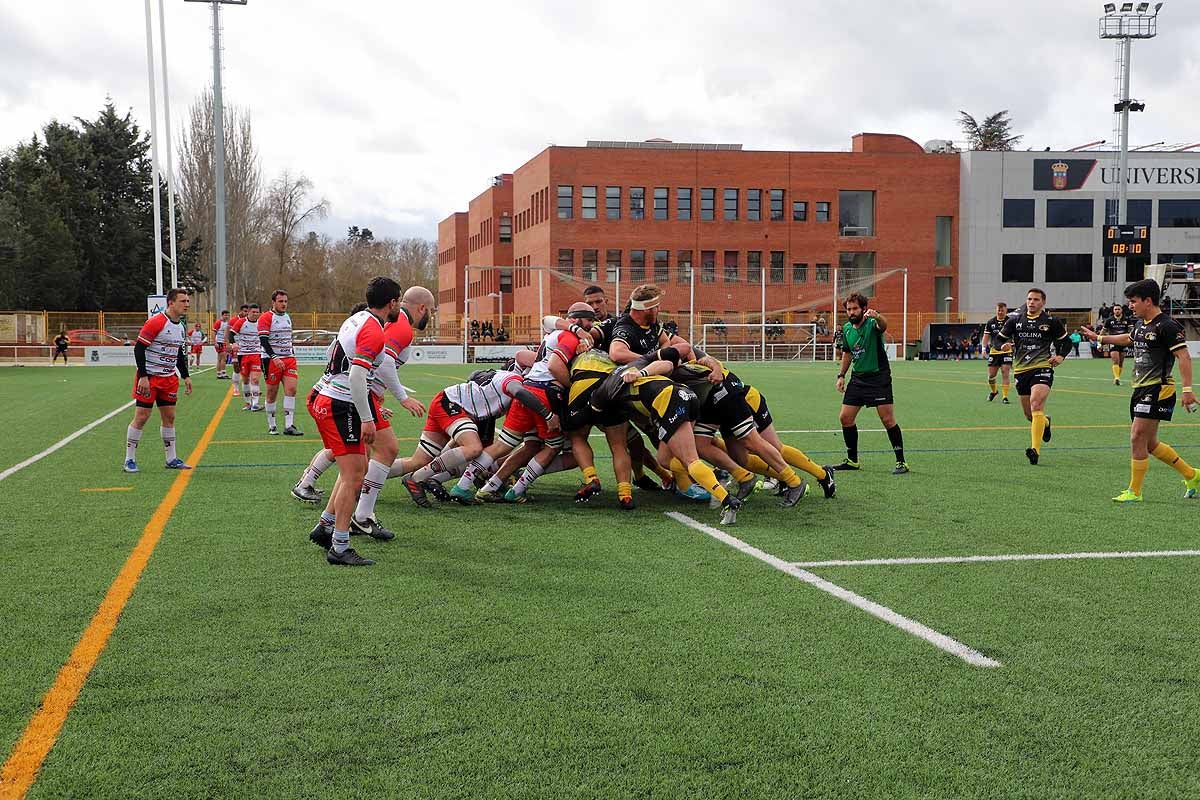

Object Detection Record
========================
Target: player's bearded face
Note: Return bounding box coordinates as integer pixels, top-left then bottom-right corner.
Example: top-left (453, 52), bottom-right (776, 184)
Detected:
top-left (845, 304), bottom-right (864, 324)
top-left (415, 307), bottom-right (430, 330)
top-left (385, 300), bottom-right (400, 324)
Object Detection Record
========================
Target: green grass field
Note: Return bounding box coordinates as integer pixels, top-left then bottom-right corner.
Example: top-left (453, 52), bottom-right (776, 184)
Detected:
top-left (2, 358), bottom-right (1199, 799)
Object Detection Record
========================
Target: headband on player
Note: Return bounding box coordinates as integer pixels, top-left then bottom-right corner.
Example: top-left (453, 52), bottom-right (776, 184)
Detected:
top-left (629, 296), bottom-right (661, 311)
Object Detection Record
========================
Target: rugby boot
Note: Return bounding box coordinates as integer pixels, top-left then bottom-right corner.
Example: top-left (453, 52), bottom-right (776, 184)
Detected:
top-left (575, 479), bottom-right (602, 503)
top-left (326, 547), bottom-right (374, 566)
top-left (502, 488), bottom-right (530, 504)
top-left (123, 459), bottom-right (139, 473)
top-left (476, 488), bottom-right (506, 504)
top-left (1025, 448), bottom-right (1039, 466)
top-left (719, 495), bottom-right (742, 525)
top-left (779, 479), bottom-right (808, 508)
top-left (617, 496), bottom-right (635, 511)
top-left (291, 482), bottom-right (322, 504)
top-left (733, 477), bottom-right (758, 501)
top-left (892, 462), bottom-right (910, 475)
top-left (283, 425), bottom-right (304, 436)
top-left (633, 475), bottom-right (662, 492)
top-left (423, 479), bottom-right (452, 502)
top-left (1042, 416), bottom-right (1052, 442)
top-left (1112, 489), bottom-right (1143, 504)
top-left (351, 515), bottom-right (396, 541)
top-left (268, 425), bottom-right (279, 435)
top-left (402, 478), bottom-right (432, 509)
top-left (1183, 469), bottom-right (1200, 499)
top-left (165, 458), bottom-right (192, 469)
top-left (450, 485), bottom-right (482, 506)
top-left (309, 521), bottom-right (333, 549)
top-left (988, 391), bottom-right (998, 402)
top-left (834, 458), bottom-right (860, 471)
top-left (817, 466), bottom-right (837, 498)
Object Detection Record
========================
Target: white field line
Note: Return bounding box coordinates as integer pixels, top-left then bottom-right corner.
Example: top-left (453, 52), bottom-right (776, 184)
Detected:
top-left (665, 512), bottom-right (1001, 669)
top-left (794, 549), bottom-right (1200, 568)
top-left (0, 367), bottom-right (213, 482)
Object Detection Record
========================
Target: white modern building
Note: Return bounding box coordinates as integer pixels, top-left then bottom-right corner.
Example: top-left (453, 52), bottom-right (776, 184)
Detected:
top-left (959, 149), bottom-right (1200, 317)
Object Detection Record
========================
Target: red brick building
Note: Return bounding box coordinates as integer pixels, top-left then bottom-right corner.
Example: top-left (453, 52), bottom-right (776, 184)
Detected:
top-left (437, 133), bottom-right (959, 341)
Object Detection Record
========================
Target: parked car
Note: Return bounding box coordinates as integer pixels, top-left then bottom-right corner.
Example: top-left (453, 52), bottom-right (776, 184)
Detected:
top-left (64, 329), bottom-right (126, 345)
top-left (292, 329), bottom-right (337, 347)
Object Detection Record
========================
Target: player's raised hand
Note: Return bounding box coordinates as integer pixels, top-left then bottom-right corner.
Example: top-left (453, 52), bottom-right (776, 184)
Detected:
top-left (400, 397), bottom-right (426, 417)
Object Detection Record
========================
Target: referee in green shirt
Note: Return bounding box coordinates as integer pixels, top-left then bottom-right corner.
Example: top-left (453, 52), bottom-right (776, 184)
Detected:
top-left (835, 292), bottom-right (908, 474)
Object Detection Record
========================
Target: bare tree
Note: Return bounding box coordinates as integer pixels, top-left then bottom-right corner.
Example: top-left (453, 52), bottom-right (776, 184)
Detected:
top-left (176, 88), bottom-right (263, 308)
top-left (261, 170), bottom-right (328, 287)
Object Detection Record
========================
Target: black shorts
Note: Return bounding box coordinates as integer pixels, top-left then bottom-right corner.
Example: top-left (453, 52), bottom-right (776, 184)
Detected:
top-left (1130, 384), bottom-right (1176, 421)
top-left (635, 382), bottom-right (698, 443)
top-left (1107, 345), bottom-right (1127, 356)
top-left (695, 379), bottom-right (756, 440)
top-left (987, 353), bottom-right (1013, 368)
top-left (742, 386), bottom-right (773, 432)
top-left (1015, 368), bottom-right (1054, 396)
top-left (842, 371), bottom-right (894, 408)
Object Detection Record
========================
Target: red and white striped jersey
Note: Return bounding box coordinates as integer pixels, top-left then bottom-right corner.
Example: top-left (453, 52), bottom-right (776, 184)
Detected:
top-left (136, 312), bottom-right (186, 376)
top-left (370, 318), bottom-right (416, 397)
top-left (524, 329), bottom-right (582, 384)
top-left (444, 369), bottom-right (525, 421)
top-left (230, 316), bottom-right (261, 354)
top-left (189, 329), bottom-right (204, 346)
top-left (212, 318), bottom-right (229, 343)
top-left (257, 310), bottom-right (294, 357)
top-left (317, 310), bottom-right (387, 402)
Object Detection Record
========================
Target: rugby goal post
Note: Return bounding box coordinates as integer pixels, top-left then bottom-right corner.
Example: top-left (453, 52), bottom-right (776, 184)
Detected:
top-left (700, 323), bottom-right (822, 362)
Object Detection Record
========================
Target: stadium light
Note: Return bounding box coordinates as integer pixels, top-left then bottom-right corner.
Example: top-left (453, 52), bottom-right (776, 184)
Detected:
top-left (1103, 3), bottom-right (1116, 11)
top-left (1136, 2), bottom-right (1149, 10)
top-left (1120, 3), bottom-right (1134, 10)
top-left (1154, 2), bottom-right (1163, 12)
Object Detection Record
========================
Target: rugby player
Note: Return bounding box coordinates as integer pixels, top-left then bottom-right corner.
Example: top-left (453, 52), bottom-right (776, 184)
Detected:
top-left (980, 301), bottom-right (1013, 403)
top-left (258, 290), bottom-right (302, 435)
top-left (52, 330), bottom-right (69, 364)
top-left (123, 288), bottom-right (193, 472)
top-left (188, 322), bottom-right (205, 368)
top-left (227, 304), bottom-right (249, 394)
top-left (995, 288), bottom-right (1072, 465)
top-left (306, 277), bottom-right (403, 566)
top-left (1081, 279), bottom-right (1200, 502)
top-left (1101, 303), bottom-right (1132, 385)
top-left (229, 303), bottom-right (263, 410)
top-left (835, 293), bottom-right (908, 474)
top-left (213, 310), bottom-right (231, 379)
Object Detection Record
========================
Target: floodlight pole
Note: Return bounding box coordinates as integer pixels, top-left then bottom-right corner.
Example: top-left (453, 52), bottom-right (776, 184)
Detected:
top-left (760, 272), bottom-right (766, 360)
top-left (1118, 35), bottom-right (1132, 224)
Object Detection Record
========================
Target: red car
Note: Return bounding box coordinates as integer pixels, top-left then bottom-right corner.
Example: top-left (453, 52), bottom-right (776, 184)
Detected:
top-left (64, 329), bottom-right (127, 345)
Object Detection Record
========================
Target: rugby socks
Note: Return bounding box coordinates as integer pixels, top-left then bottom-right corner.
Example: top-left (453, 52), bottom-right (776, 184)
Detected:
top-left (320, 510), bottom-right (335, 527)
top-left (414, 448), bottom-right (470, 484)
top-left (1129, 457), bottom-right (1149, 495)
top-left (1002, 382), bottom-right (1010, 400)
top-left (744, 454), bottom-right (802, 488)
top-left (668, 458), bottom-right (695, 491)
top-left (1112, 364), bottom-right (1122, 381)
top-left (250, 385), bottom-right (261, 410)
top-left (457, 453), bottom-right (496, 491)
top-left (779, 444), bottom-right (827, 481)
top-left (125, 425), bottom-right (143, 462)
top-left (283, 395), bottom-right (296, 428)
top-left (266, 401), bottom-right (277, 428)
top-left (686, 460), bottom-right (727, 502)
top-left (480, 472), bottom-right (506, 494)
top-left (331, 528), bottom-right (350, 554)
top-left (511, 460), bottom-right (545, 496)
top-left (886, 425), bottom-right (905, 463)
top-left (582, 465), bottom-right (599, 485)
top-left (617, 481), bottom-right (633, 502)
top-left (731, 465), bottom-right (756, 483)
top-left (161, 427), bottom-right (177, 463)
top-left (354, 460), bottom-right (391, 521)
top-left (1152, 442), bottom-right (1197, 480)
top-left (1031, 412), bottom-right (1047, 453)
top-left (842, 425), bottom-right (859, 462)
top-left (301, 449), bottom-right (334, 489)
top-left (543, 455), bottom-right (567, 475)
top-left (988, 378), bottom-right (997, 393)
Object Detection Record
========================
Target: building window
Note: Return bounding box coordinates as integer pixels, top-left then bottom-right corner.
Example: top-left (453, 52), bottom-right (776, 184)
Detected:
top-left (838, 191), bottom-right (874, 236)
top-left (747, 251), bottom-right (762, 284)
top-left (1046, 253), bottom-right (1092, 282)
top-left (581, 186), bottom-right (597, 219)
top-left (792, 262), bottom-right (808, 283)
top-left (654, 250), bottom-right (669, 283)
top-left (649, 187), bottom-right (668, 221)
top-left (701, 250), bottom-right (716, 283)
top-left (606, 187), bottom-right (621, 220)
top-left (677, 250), bottom-right (693, 283)
top-left (724, 250), bottom-right (739, 282)
top-left (815, 263), bottom-right (830, 282)
top-left (770, 251), bottom-right (785, 283)
top-left (1159, 199), bottom-right (1200, 228)
top-left (557, 185), bottom-right (573, 220)
top-left (499, 215), bottom-right (512, 243)
top-left (815, 201), bottom-right (831, 222)
top-left (1002, 253), bottom-right (1034, 283)
top-left (1046, 198), bottom-right (1094, 228)
top-left (558, 248), bottom-right (575, 277)
top-left (630, 249), bottom-right (646, 281)
top-left (582, 249), bottom-right (598, 281)
top-left (724, 189), bottom-right (738, 221)
top-left (606, 249), bottom-right (621, 282)
top-left (500, 268), bottom-right (513, 293)
top-left (630, 187), bottom-right (645, 220)
top-left (1105, 198), bottom-right (1152, 226)
top-left (1103, 256), bottom-right (1118, 283)
top-left (935, 216), bottom-right (952, 266)
top-left (1161, 252), bottom-right (1200, 264)
top-left (770, 189), bottom-right (785, 221)
top-left (1125, 254), bottom-right (1151, 282)
top-left (839, 252), bottom-right (876, 295)
top-left (747, 189), bottom-right (762, 221)
top-left (677, 188), bottom-right (693, 220)
top-left (1003, 199), bottom-right (1035, 228)
top-left (793, 201), bottom-right (807, 222)
top-left (700, 188), bottom-right (715, 221)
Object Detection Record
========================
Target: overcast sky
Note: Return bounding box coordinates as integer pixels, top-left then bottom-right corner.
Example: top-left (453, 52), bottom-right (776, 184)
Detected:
top-left (1, 0), bottom-right (1198, 244)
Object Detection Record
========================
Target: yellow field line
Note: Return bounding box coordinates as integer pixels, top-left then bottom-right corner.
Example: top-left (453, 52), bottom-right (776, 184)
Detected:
top-left (0, 387), bottom-right (234, 800)
top-left (78, 487), bottom-right (134, 493)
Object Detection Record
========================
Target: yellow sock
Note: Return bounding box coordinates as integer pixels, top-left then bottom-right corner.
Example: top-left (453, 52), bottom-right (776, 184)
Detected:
top-left (686, 460), bottom-right (727, 502)
top-left (743, 454), bottom-right (772, 477)
top-left (730, 466), bottom-right (756, 483)
top-left (669, 458), bottom-right (694, 491)
top-left (1001, 383), bottom-right (1010, 399)
top-left (779, 444), bottom-right (828, 480)
top-left (582, 465), bottom-right (598, 484)
top-left (1152, 442), bottom-right (1197, 479)
top-left (617, 481), bottom-right (632, 500)
top-left (776, 465), bottom-right (803, 488)
top-left (1112, 364), bottom-right (1122, 381)
top-left (988, 379), bottom-right (997, 391)
top-left (1130, 457), bottom-right (1149, 495)
top-left (1031, 412), bottom-right (1047, 453)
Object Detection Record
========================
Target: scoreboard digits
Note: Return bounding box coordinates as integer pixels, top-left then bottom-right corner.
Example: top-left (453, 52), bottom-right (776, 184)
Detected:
top-left (1103, 225), bottom-right (1151, 258)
